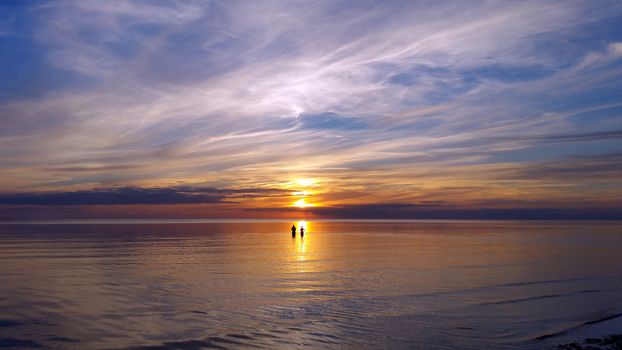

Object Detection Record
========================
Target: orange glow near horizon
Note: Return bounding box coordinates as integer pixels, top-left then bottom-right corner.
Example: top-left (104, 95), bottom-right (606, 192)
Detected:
top-left (294, 198), bottom-right (314, 208)
top-left (295, 178), bottom-right (316, 187)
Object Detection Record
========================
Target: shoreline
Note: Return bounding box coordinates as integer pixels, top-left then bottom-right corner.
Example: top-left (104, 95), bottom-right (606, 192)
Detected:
top-left (553, 313), bottom-right (622, 349)
top-left (556, 334), bottom-right (622, 349)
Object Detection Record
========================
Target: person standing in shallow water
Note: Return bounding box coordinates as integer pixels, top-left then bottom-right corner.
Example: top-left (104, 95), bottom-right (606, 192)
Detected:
top-left (300, 226), bottom-right (305, 237)
top-left (291, 225), bottom-right (296, 237)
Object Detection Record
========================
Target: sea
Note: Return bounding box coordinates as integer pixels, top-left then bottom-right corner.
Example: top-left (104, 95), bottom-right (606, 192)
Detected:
top-left (0, 220), bottom-right (620, 349)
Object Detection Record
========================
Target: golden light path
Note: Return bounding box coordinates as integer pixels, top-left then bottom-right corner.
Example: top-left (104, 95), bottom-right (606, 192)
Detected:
top-left (297, 220), bottom-right (309, 232)
top-left (295, 220), bottom-right (309, 261)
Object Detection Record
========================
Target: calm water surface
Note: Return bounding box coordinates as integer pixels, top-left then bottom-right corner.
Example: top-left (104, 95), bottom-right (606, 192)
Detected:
top-left (0, 220), bottom-right (621, 349)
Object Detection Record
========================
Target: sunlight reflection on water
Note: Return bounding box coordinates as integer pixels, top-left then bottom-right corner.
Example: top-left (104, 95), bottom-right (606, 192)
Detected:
top-left (0, 221), bottom-right (621, 349)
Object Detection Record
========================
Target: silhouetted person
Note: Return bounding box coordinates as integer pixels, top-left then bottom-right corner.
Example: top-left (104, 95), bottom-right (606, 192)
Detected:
top-left (300, 226), bottom-right (305, 237)
top-left (291, 225), bottom-right (296, 237)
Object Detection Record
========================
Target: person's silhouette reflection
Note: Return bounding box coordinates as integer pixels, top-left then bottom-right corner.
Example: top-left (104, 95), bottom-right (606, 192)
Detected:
top-left (291, 225), bottom-right (296, 237)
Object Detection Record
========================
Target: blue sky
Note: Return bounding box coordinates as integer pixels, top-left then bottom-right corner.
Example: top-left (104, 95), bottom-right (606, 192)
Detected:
top-left (0, 0), bottom-right (621, 219)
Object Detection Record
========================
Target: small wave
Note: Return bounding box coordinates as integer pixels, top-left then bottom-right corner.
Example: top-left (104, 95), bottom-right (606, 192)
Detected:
top-left (250, 331), bottom-right (279, 339)
top-left (190, 310), bottom-right (208, 314)
top-left (308, 332), bottom-right (341, 340)
top-left (124, 339), bottom-right (228, 350)
top-left (0, 320), bottom-right (23, 328)
top-left (577, 289), bottom-right (600, 294)
top-left (498, 277), bottom-right (597, 288)
top-left (47, 336), bottom-right (78, 343)
top-left (485, 294), bottom-right (562, 305)
top-left (226, 334), bottom-right (253, 340)
top-left (115, 335), bottom-right (259, 350)
top-left (585, 313), bottom-right (622, 325)
top-left (531, 313), bottom-right (622, 341)
top-left (0, 337), bottom-right (43, 348)
top-left (480, 289), bottom-right (604, 306)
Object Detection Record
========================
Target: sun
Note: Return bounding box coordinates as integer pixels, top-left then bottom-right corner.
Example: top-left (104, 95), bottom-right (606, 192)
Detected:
top-left (295, 178), bottom-right (316, 187)
top-left (290, 178), bottom-right (317, 208)
top-left (294, 198), bottom-right (314, 208)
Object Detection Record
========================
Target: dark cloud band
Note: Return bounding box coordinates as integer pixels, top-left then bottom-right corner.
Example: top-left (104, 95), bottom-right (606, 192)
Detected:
top-left (0, 186), bottom-right (289, 206)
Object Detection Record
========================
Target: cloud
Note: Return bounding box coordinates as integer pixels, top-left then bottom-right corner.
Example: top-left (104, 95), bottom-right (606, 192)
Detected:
top-left (0, 187), bottom-right (223, 205)
top-left (0, 1), bottom-right (621, 217)
top-left (575, 41), bottom-right (622, 70)
top-left (297, 112), bottom-right (368, 130)
top-left (536, 130), bottom-right (622, 143)
top-left (501, 153), bottom-right (622, 181)
top-left (247, 203), bottom-right (622, 220)
top-left (0, 186), bottom-right (291, 206)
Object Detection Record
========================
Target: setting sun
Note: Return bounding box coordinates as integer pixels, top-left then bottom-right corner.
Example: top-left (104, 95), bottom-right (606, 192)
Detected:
top-left (294, 198), bottom-right (314, 208)
top-left (295, 178), bottom-right (316, 187)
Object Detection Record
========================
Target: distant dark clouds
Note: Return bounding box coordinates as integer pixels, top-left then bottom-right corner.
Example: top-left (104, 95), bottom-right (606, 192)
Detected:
top-left (248, 203), bottom-right (622, 220)
top-left (0, 186), bottom-right (290, 206)
top-left (46, 165), bottom-right (141, 172)
top-left (313, 204), bottom-right (622, 220)
top-left (309, 203), bottom-right (440, 219)
top-left (1, 192), bottom-right (620, 220)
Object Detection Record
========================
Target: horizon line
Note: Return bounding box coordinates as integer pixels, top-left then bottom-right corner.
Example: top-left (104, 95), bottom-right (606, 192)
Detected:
top-left (1, 218), bottom-right (621, 225)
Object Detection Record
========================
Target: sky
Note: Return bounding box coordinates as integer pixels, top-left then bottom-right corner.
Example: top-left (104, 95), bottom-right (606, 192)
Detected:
top-left (0, 0), bottom-right (621, 220)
